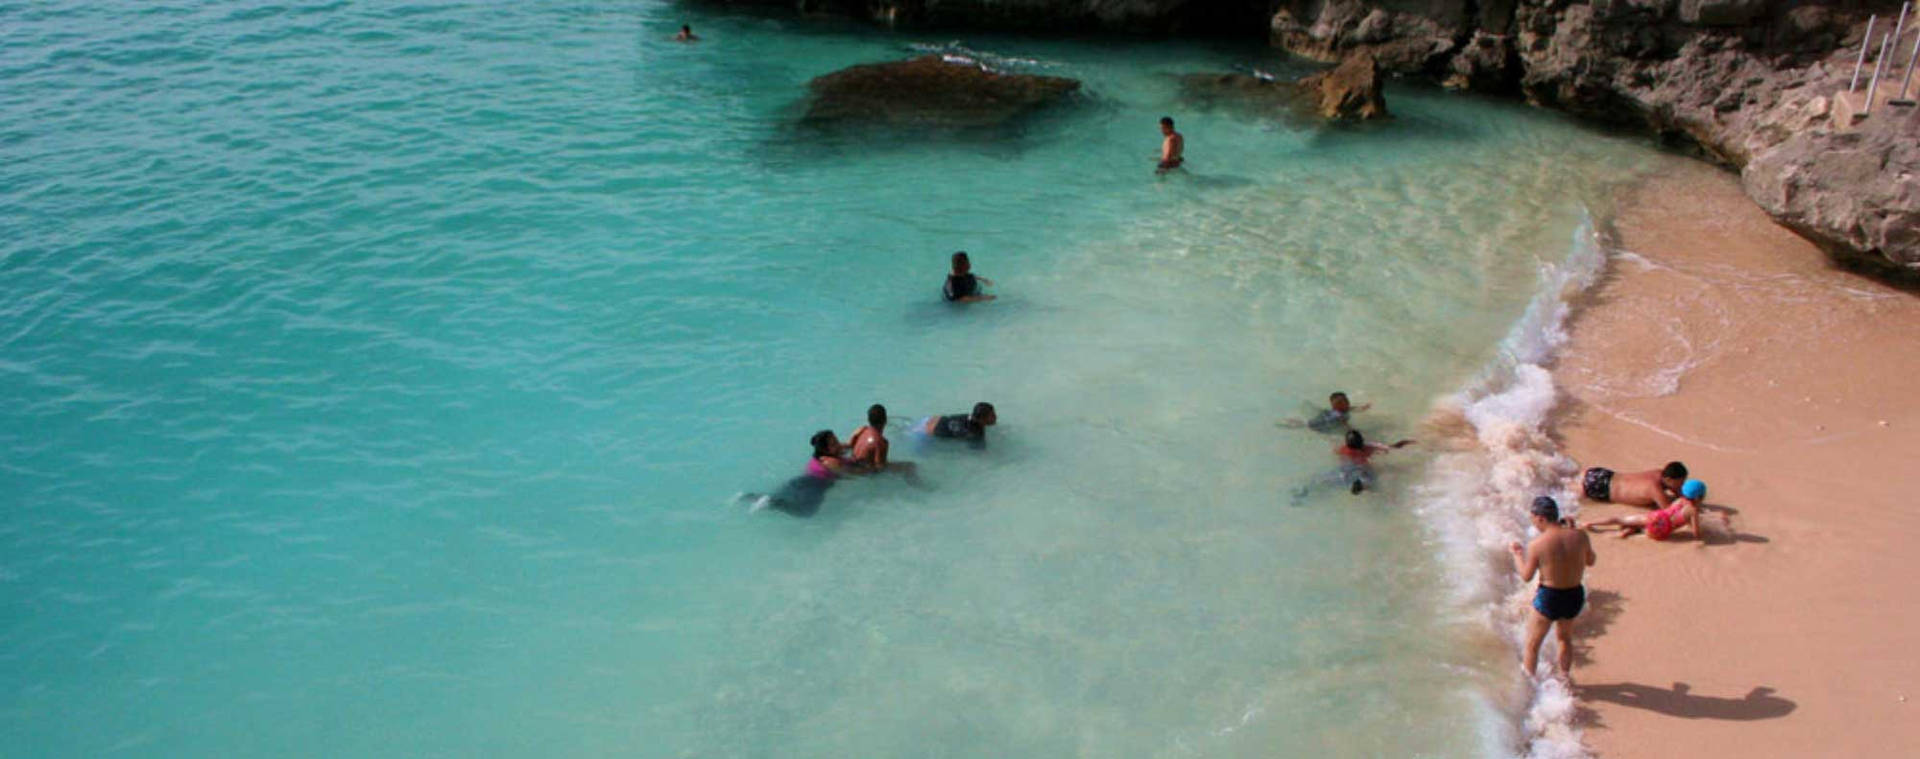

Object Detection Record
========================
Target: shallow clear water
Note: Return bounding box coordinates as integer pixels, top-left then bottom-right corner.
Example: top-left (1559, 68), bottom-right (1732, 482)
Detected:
top-left (2, 2), bottom-right (1665, 756)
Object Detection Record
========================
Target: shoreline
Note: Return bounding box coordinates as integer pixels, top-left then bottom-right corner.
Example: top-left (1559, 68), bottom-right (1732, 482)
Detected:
top-left (1547, 160), bottom-right (1920, 756)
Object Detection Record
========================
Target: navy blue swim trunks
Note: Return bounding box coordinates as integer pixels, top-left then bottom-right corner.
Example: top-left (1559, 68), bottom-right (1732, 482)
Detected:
top-left (1532, 584), bottom-right (1585, 621)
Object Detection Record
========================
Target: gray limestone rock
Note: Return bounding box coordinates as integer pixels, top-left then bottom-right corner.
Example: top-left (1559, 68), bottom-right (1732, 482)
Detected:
top-left (1744, 105), bottom-right (1920, 272)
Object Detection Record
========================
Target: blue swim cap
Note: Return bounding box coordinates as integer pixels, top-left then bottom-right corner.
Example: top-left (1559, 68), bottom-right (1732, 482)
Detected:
top-left (1681, 479), bottom-right (1706, 501)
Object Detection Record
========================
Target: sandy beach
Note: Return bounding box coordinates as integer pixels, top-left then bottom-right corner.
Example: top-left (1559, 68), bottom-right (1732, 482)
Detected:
top-left (1552, 160), bottom-right (1920, 756)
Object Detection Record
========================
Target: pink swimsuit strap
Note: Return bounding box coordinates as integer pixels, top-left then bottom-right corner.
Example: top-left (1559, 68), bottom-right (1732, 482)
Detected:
top-left (805, 456), bottom-right (837, 481)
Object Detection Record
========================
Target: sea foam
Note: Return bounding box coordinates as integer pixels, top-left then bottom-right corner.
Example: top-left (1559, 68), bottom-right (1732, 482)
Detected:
top-left (1413, 211), bottom-right (1607, 758)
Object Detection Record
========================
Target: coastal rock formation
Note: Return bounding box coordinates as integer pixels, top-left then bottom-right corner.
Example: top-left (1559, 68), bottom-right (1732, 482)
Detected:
top-left (1263, 0), bottom-right (1919, 270)
top-left (802, 55), bottom-right (1081, 127)
top-left (1178, 53), bottom-right (1389, 121)
top-left (1300, 52), bottom-right (1390, 119)
top-left (1744, 105), bottom-right (1920, 275)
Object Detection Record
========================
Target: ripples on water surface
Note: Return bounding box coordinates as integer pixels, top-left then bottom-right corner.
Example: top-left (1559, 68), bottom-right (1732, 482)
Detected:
top-left (2, 1), bottom-right (1669, 755)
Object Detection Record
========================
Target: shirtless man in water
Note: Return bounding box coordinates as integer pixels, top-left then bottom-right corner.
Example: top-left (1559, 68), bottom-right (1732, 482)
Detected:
top-left (849, 404), bottom-right (917, 481)
top-left (673, 24), bottom-right (699, 42)
top-left (1157, 116), bottom-right (1184, 173)
top-left (1579, 461), bottom-right (1687, 509)
top-left (1510, 496), bottom-right (1597, 679)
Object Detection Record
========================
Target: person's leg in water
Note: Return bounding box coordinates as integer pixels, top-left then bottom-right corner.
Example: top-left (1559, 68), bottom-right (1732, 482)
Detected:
top-left (1344, 463), bottom-right (1376, 494)
top-left (1290, 464), bottom-right (1373, 504)
top-left (1522, 607), bottom-right (1553, 677)
top-left (1553, 618), bottom-right (1576, 678)
top-left (744, 476), bottom-right (832, 517)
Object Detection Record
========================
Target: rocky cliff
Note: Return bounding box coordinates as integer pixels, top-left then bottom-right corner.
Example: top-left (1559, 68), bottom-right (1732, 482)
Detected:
top-left (697, 0), bottom-right (1919, 273)
top-left (1267, 0), bottom-right (1916, 273)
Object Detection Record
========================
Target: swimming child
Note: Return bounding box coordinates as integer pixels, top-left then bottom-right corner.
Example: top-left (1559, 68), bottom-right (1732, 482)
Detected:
top-left (1292, 429), bottom-right (1415, 502)
top-left (849, 404), bottom-right (918, 481)
top-left (943, 252), bottom-right (995, 303)
top-left (913, 402), bottom-right (996, 450)
top-left (1279, 391), bottom-right (1373, 434)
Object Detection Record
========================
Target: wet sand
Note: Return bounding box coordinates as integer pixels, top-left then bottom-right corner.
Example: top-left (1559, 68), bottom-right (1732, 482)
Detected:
top-left (1552, 160), bottom-right (1920, 756)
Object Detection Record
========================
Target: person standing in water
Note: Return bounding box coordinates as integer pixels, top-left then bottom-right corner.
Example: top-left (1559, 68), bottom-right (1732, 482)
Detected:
top-left (943, 252), bottom-right (995, 303)
top-left (673, 24), bottom-right (699, 42)
top-left (1156, 116), bottom-right (1184, 173)
top-left (1511, 496), bottom-right (1596, 679)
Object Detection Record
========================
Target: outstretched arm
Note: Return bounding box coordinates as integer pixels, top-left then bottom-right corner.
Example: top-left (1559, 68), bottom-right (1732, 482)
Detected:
top-left (1391, 439), bottom-right (1416, 449)
top-left (1509, 541), bottom-right (1538, 582)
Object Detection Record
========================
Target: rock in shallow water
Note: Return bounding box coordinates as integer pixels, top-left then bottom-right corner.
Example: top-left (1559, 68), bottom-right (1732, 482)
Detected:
top-left (1178, 53), bottom-right (1389, 122)
top-left (802, 55), bottom-right (1081, 128)
top-left (1300, 51), bottom-right (1389, 120)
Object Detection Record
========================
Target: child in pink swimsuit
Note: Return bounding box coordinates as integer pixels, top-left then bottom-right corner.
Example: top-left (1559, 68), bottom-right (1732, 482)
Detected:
top-left (1584, 479), bottom-right (1707, 541)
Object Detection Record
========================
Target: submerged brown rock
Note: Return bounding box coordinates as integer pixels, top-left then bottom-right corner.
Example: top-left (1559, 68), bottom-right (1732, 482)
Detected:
top-left (1178, 53), bottom-right (1388, 122)
top-left (803, 55), bottom-right (1081, 128)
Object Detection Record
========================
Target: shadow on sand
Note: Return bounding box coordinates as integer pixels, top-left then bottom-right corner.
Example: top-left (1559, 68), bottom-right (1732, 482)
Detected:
top-left (1698, 500), bottom-right (1770, 546)
top-left (1569, 587), bottom-right (1627, 668)
top-left (1577, 682), bottom-right (1797, 721)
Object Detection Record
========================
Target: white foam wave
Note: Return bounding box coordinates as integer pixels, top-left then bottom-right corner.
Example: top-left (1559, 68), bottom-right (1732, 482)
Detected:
top-left (1413, 212), bottom-right (1607, 758)
top-left (906, 41), bottom-right (1048, 73)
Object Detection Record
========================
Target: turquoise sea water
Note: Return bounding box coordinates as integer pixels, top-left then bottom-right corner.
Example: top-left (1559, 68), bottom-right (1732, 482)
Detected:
top-left (3, 2), bottom-right (1669, 756)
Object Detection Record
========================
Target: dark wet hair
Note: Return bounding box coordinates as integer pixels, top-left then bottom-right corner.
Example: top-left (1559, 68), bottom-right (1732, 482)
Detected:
top-left (1159, 116), bottom-right (1174, 127)
top-left (1330, 391), bottom-right (1349, 404)
top-left (1531, 496), bottom-right (1559, 520)
top-left (1661, 461), bottom-right (1688, 480)
top-left (952, 251), bottom-right (969, 265)
top-left (867, 404), bottom-right (887, 427)
top-left (681, 24), bottom-right (691, 32)
top-left (1344, 430), bottom-right (1364, 448)
top-left (810, 430), bottom-right (836, 457)
top-left (971, 402), bottom-right (995, 423)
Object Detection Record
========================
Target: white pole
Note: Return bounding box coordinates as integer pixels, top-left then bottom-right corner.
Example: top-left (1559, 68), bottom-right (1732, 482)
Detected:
top-left (1903, 31), bottom-right (1920, 100)
top-left (1867, 32), bottom-right (1893, 112)
top-left (1853, 15), bottom-right (1878, 91)
top-left (1894, 4), bottom-right (1911, 61)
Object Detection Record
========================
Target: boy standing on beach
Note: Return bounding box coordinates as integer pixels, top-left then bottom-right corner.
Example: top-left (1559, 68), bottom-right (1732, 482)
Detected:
top-left (1510, 496), bottom-right (1596, 679)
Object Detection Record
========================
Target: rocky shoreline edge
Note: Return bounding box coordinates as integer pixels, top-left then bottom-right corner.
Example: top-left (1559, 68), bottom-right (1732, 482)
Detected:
top-left (694, 0), bottom-right (1918, 279)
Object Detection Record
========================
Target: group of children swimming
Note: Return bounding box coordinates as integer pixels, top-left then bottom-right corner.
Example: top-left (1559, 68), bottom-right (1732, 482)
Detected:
top-left (742, 253), bottom-right (1001, 517)
top-left (743, 402), bottom-right (998, 518)
top-left (1279, 391), bottom-right (1416, 501)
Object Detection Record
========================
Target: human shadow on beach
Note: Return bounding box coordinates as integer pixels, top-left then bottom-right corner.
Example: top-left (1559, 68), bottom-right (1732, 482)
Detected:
top-left (1569, 588), bottom-right (1626, 668)
top-left (1576, 682), bottom-right (1797, 722)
